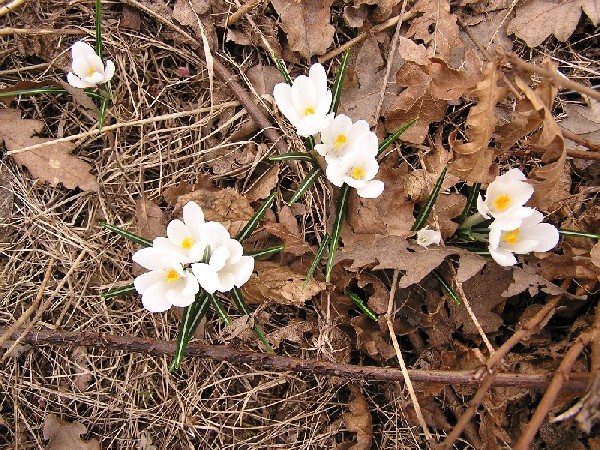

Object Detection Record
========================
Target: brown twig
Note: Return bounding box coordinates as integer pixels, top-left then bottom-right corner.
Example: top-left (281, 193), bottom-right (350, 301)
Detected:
top-left (0, 327), bottom-right (591, 391)
top-left (440, 296), bottom-right (561, 448)
top-left (502, 53), bottom-right (600, 103)
top-left (0, 27), bottom-right (86, 36)
top-left (225, 0), bottom-right (262, 26)
top-left (561, 127), bottom-right (600, 153)
top-left (524, 143), bottom-right (600, 161)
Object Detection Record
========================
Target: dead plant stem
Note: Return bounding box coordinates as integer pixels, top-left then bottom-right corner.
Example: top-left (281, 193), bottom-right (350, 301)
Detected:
top-left (1, 327), bottom-right (591, 391)
top-left (226, 0), bottom-right (262, 26)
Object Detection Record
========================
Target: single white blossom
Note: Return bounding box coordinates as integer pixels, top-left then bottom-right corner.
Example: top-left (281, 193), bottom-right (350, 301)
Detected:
top-left (153, 201), bottom-right (207, 264)
top-left (416, 227), bottom-right (442, 248)
top-left (191, 223), bottom-right (254, 294)
top-left (488, 209), bottom-right (559, 267)
top-left (273, 63), bottom-right (333, 137)
top-left (325, 131), bottom-right (384, 198)
top-left (67, 41), bottom-right (115, 88)
top-left (132, 247), bottom-right (199, 312)
top-left (477, 168), bottom-right (534, 220)
top-left (315, 114), bottom-right (370, 163)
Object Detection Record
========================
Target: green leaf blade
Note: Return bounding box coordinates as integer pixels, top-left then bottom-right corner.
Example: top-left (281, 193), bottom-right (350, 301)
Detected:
top-left (377, 118), bottom-right (417, 156)
top-left (288, 166), bottom-right (322, 206)
top-left (100, 222), bottom-right (152, 247)
top-left (236, 191), bottom-right (277, 242)
top-left (170, 291), bottom-right (211, 370)
top-left (410, 167), bottom-right (447, 232)
top-left (325, 184), bottom-right (350, 282)
top-left (329, 48), bottom-right (351, 114)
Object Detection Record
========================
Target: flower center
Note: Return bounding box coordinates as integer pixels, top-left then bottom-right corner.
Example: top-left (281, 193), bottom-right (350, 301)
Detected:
top-left (165, 269), bottom-right (181, 283)
top-left (87, 67), bottom-right (98, 77)
top-left (493, 194), bottom-right (511, 211)
top-left (503, 228), bottom-right (520, 246)
top-left (350, 166), bottom-right (365, 180)
top-left (303, 106), bottom-right (315, 116)
top-left (181, 237), bottom-right (194, 250)
top-left (334, 134), bottom-right (348, 149)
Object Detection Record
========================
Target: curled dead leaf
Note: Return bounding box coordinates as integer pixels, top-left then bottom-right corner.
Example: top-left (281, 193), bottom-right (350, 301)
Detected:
top-left (43, 414), bottom-right (100, 450)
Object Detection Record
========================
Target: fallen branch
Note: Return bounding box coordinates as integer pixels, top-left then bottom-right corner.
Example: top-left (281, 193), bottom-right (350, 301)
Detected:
top-left (1, 327), bottom-right (591, 391)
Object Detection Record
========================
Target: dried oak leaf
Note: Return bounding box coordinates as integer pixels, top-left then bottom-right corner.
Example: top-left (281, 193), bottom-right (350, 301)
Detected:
top-left (385, 44), bottom-right (481, 144)
top-left (268, 319), bottom-right (316, 349)
top-left (507, 0), bottom-right (599, 48)
top-left (448, 61), bottom-right (509, 184)
top-left (263, 206), bottom-right (313, 256)
top-left (247, 64), bottom-right (285, 99)
top-left (561, 99), bottom-right (600, 151)
top-left (0, 109), bottom-right (98, 192)
top-left (351, 315), bottom-right (396, 361)
top-left (337, 385), bottom-right (373, 450)
top-left (270, 0), bottom-right (335, 58)
top-left (43, 414), bottom-right (100, 450)
top-left (174, 187), bottom-right (254, 237)
top-left (501, 263), bottom-right (566, 298)
top-left (243, 261), bottom-right (326, 306)
top-left (135, 196), bottom-right (167, 240)
top-left (335, 234), bottom-right (485, 288)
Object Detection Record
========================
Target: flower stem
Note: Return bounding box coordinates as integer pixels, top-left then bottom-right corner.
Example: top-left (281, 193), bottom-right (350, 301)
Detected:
top-left (559, 229), bottom-right (600, 240)
top-left (325, 184), bottom-right (350, 282)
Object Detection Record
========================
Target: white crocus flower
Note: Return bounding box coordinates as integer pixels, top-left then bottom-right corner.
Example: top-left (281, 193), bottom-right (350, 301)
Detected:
top-left (132, 247), bottom-right (199, 312)
top-left (315, 114), bottom-right (370, 163)
top-left (477, 168), bottom-right (534, 219)
top-left (153, 201), bottom-right (207, 264)
top-left (273, 63), bottom-right (333, 137)
top-left (488, 209), bottom-right (559, 267)
top-left (66, 41), bottom-right (115, 88)
top-left (191, 223), bottom-right (254, 294)
top-left (416, 227), bottom-right (442, 248)
top-left (325, 131), bottom-right (384, 198)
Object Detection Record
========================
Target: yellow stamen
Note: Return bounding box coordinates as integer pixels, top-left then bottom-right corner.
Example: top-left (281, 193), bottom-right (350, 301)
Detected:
top-left (351, 167), bottom-right (365, 180)
top-left (303, 106), bottom-right (315, 116)
top-left (166, 269), bottom-right (180, 283)
top-left (493, 194), bottom-right (511, 211)
top-left (503, 228), bottom-right (520, 246)
top-left (87, 67), bottom-right (96, 77)
top-left (181, 237), bottom-right (194, 250)
top-left (334, 134), bottom-right (348, 149)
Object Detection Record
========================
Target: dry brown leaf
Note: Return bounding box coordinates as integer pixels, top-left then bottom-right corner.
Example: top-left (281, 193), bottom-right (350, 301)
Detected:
top-left (351, 315), bottom-right (396, 361)
top-left (268, 319), bottom-right (316, 349)
top-left (507, 0), bottom-right (599, 48)
top-left (502, 264), bottom-right (566, 298)
top-left (0, 109), bottom-right (99, 192)
top-left (336, 234), bottom-right (485, 288)
top-left (448, 61), bottom-right (509, 184)
top-left (246, 63), bottom-right (285, 98)
top-left (385, 46), bottom-right (481, 144)
top-left (71, 346), bottom-right (93, 392)
top-left (591, 242), bottom-right (600, 268)
top-left (174, 187), bottom-right (254, 237)
top-left (0, 166), bottom-right (13, 243)
top-left (270, 0), bottom-right (335, 58)
top-left (337, 385), bottom-right (373, 450)
top-left (245, 164), bottom-right (279, 202)
top-left (135, 196), bottom-right (166, 240)
top-left (561, 99), bottom-right (600, 151)
top-left (120, 5), bottom-right (142, 30)
top-left (43, 414), bottom-right (100, 450)
top-left (462, 11), bottom-right (514, 53)
top-left (243, 261), bottom-right (326, 306)
top-left (172, 0), bottom-right (216, 49)
top-left (435, 193), bottom-right (466, 238)
top-left (263, 207), bottom-right (313, 256)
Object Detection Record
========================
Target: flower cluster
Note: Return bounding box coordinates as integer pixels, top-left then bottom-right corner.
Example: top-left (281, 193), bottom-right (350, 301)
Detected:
top-left (273, 64), bottom-right (384, 198)
top-left (67, 41), bottom-right (115, 88)
top-left (132, 201), bottom-right (254, 312)
top-left (477, 168), bottom-right (559, 267)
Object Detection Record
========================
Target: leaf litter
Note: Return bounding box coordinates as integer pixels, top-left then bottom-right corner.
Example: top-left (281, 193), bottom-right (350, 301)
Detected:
top-left (1, 0), bottom-right (599, 448)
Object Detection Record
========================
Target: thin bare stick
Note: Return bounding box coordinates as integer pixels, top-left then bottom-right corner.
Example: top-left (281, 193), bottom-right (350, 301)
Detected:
top-left (521, 143), bottom-right (600, 161)
top-left (503, 52), bottom-right (600, 102)
top-left (6, 102), bottom-right (239, 156)
top-left (560, 127), bottom-right (600, 152)
top-left (318, 11), bottom-right (417, 63)
top-left (0, 62), bottom-right (49, 76)
top-left (225, 0), bottom-right (262, 26)
top-left (514, 304), bottom-right (600, 450)
top-left (0, 0), bottom-right (27, 18)
top-left (386, 270), bottom-right (433, 441)
top-left (1, 251), bottom-right (86, 362)
top-left (0, 259), bottom-right (55, 348)
top-left (1, 327), bottom-right (590, 391)
top-left (0, 27), bottom-right (86, 36)
top-left (454, 276), bottom-right (495, 355)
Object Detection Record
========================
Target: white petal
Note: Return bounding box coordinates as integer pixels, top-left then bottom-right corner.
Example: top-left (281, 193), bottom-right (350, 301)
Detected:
top-left (225, 239), bottom-right (244, 264)
top-left (71, 41), bottom-right (96, 60)
top-left (525, 223), bottom-right (559, 252)
top-left (291, 75), bottom-right (317, 114)
top-left (315, 90), bottom-right (333, 116)
top-left (216, 271), bottom-right (236, 292)
top-left (202, 222), bottom-right (231, 249)
top-left (67, 72), bottom-right (94, 88)
top-left (356, 180), bottom-right (384, 198)
top-left (296, 113), bottom-right (331, 137)
top-left (86, 72), bottom-right (105, 85)
top-left (132, 247), bottom-right (170, 270)
top-left (134, 270), bottom-right (164, 294)
top-left (273, 83), bottom-right (300, 126)
top-left (308, 63), bottom-right (328, 96)
top-left (141, 283), bottom-right (171, 312)
top-left (167, 219), bottom-right (190, 244)
top-left (191, 263), bottom-right (220, 294)
top-left (209, 245), bottom-right (230, 271)
top-left (72, 58), bottom-right (93, 78)
top-left (489, 247), bottom-right (517, 267)
top-left (232, 255), bottom-right (254, 287)
top-left (325, 161), bottom-right (345, 187)
top-left (501, 168), bottom-right (527, 182)
top-left (476, 194), bottom-right (491, 218)
top-left (103, 59), bottom-right (115, 83)
top-left (315, 143), bottom-right (329, 157)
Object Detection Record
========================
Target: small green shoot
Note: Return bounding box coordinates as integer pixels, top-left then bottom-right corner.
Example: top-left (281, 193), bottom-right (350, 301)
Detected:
top-left (329, 48), bottom-right (350, 114)
top-left (100, 222), bottom-right (152, 247)
top-left (304, 234), bottom-right (330, 288)
top-left (209, 294), bottom-right (232, 326)
top-left (431, 270), bottom-right (461, 305)
top-left (410, 167), bottom-right (447, 232)
top-left (346, 291), bottom-right (378, 321)
top-left (236, 190), bottom-right (277, 242)
top-left (456, 182), bottom-right (481, 226)
top-left (288, 166), bottom-right (322, 206)
top-left (230, 287), bottom-right (273, 352)
top-left (170, 291), bottom-right (211, 370)
top-left (377, 118), bottom-right (417, 156)
top-left (101, 284), bottom-right (136, 298)
top-left (245, 245), bottom-right (284, 259)
top-left (325, 184), bottom-right (350, 282)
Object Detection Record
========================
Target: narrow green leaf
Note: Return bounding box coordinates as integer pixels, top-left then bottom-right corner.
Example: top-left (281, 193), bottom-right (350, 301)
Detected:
top-left (236, 190), bottom-right (277, 242)
top-left (304, 136), bottom-right (315, 151)
top-left (304, 234), bottom-right (330, 288)
top-left (170, 291), bottom-right (211, 370)
top-left (98, 96), bottom-right (108, 131)
top-left (209, 294), bottom-right (232, 326)
top-left (325, 184), bottom-right (350, 282)
top-left (346, 291), bottom-right (378, 321)
top-left (0, 87), bottom-right (67, 98)
top-left (273, 56), bottom-right (293, 85)
top-left (431, 270), bottom-right (461, 305)
top-left (100, 222), bottom-right (152, 247)
top-left (245, 245), bottom-right (284, 259)
top-left (377, 118), bottom-right (417, 156)
top-left (410, 167), bottom-right (447, 232)
top-left (269, 153), bottom-right (314, 162)
top-left (559, 229), bottom-right (600, 240)
top-left (95, 0), bottom-right (103, 59)
top-left (456, 183), bottom-right (481, 226)
top-left (288, 166), bottom-right (322, 206)
top-left (101, 283), bottom-right (136, 298)
top-left (230, 287), bottom-right (273, 352)
top-left (329, 48), bottom-right (351, 114)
